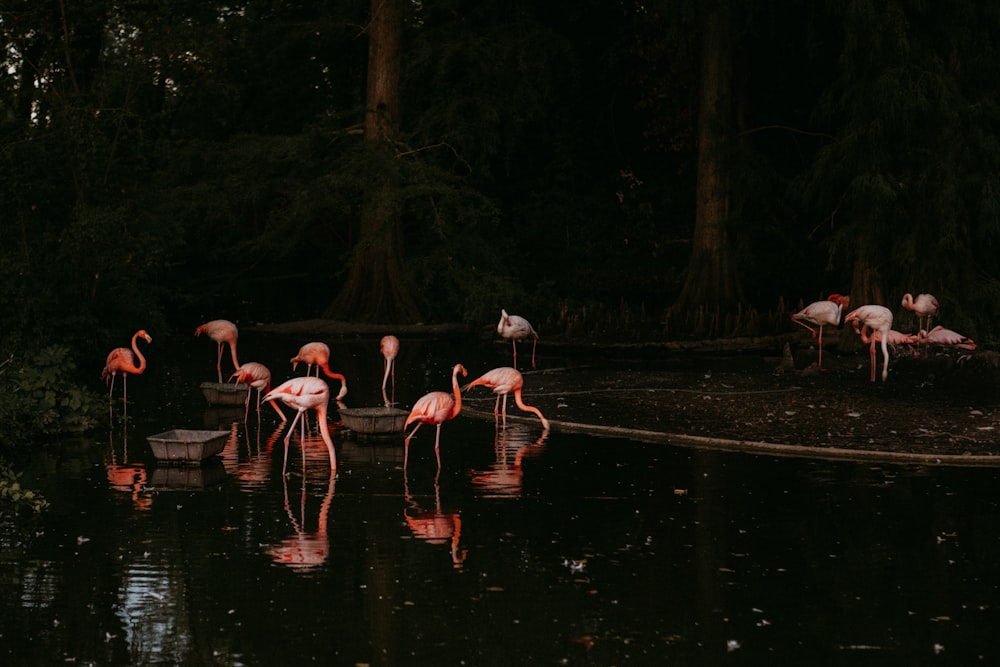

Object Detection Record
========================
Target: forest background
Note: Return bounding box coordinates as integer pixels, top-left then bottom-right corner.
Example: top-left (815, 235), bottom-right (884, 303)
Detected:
top-left (2, 0), bottom-right (1000, 456)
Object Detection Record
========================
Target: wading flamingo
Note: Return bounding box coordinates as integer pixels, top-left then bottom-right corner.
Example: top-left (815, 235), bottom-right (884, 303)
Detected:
top-left (404, 363), bottom-right (468, 469)
top-left (790, 293), bottom-right (850, 370)
top-left (920, 326), bottom-right (976, 351)
top-left (380, 335), bottom-right (399, 407)
top-left (290, 342), bottom-right (348, 400)
top-left (231, 362), bottom-right (286, 422)
top-left (263, 376), bottom-right (337, 473)
top-left (464, 366), bottom-right (550, 430)
top-left (195, 319), bottom-right (240, 383)
top-left (102, 329), bottom-right (152, 405)
top-left (844, 305), bottom-right (894, 382)
top-left (498, 309), bottom-right (538, 370)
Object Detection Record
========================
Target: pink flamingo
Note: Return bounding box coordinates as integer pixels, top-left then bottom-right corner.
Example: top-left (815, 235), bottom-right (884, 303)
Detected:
top-left (844, 305), bottom-right (894, 382)
top-left (901, 293), bottom-right (940, 333)
top-left (230, 362), bottom-right (287, 422)
top-left (263, 377), bottom-right (337, 473)
top-left (290, 342), bottom-right (348, 400)
top-left (790, 293), bottom-right (850, 370)
top-left (195, 319), bottom-right (240, 383)
top-left (498, 309), bottom-right (538, 369)
top-left (404, 363), bottom-right (468, 468)
top-left (464, 366), bottom-right (550, 430)
top-left (102, 329), bottom-right (152, 404)
top-left (920, 326), bottom-right (976, 351)
top-left (380, 335), bottom-right (400, 407)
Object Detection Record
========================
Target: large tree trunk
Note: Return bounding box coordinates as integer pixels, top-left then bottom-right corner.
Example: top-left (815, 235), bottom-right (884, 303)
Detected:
top-left (672, 3), bottom-right (742, 332)
top-left (325, 0), bottom-right (422, 323)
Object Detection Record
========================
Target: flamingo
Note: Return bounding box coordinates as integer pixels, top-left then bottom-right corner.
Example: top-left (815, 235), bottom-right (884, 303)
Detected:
top-left (404, 363), bottom-right (468, 469)
top-left (464, 366), bottom-right (550, 430)
top-left (195, 319), bottom-right (240, 383)
top-left (920, 326), bottom-right (976, 351)
top-left (497, 309), bottom-right (538, 369)
top-left (901, 293), bottom-right (940, 333)
top-left (844, 305), bottom-right (894, 382)
top-left (380, 335), bottom-right (399, 407)
top-left (102, 329), bottom-right (152, 404)
top-left (230, 362), bottom-right (286, 422)
top-left (263, 376), bottom-right (337, 473)
top-left (290, 342), bottom-right (348, 400)
top-left (790, 293), bottom-right (850, 370)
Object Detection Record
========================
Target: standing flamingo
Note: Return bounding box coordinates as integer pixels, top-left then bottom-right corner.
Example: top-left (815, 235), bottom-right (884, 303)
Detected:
top-left (920, 326), bottom-right (976, 351)
top-left (262, 376), bottom-right (337, 473)
top-left (231, 362), bottom-right (287, 422)
top-left (195, 319), bottom-right (240, 383)
top-left (464, 366), bottom-right (550, 430)
top-left (790, 293), bottom-right (850, 371)
top-left (497, 309), bottom-right (538, 370)
top-left (844, 305), bottom-right (894, 382)
top-left (901, 293), bottom-right (940, 333)
top-left (102, 329), bottom-right (152, 405)
top-left (290, 342), bottom-right (348, 400)
top-left (404, 363), bottom-right (468, 469)
top-left (380, 335), bottom-right (400, 407)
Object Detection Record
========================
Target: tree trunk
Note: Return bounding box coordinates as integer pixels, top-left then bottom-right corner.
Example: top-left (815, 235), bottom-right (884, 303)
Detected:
top-left (325, 0), bottom-right (422, 323)
top-left (672, 3), bottom-right (742, 328)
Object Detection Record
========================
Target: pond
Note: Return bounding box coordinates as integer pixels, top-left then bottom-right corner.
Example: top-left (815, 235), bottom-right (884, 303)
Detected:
top-left (2, 329), bottom-right (1000, 665)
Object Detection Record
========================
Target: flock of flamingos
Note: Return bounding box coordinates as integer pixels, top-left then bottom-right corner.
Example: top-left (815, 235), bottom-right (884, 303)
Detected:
top-left (791, 292), bottom-right (976, 381)
top-left (101, 309), bottom-right (550, 471)
top-left (100, 295), bottom-right (979, 470)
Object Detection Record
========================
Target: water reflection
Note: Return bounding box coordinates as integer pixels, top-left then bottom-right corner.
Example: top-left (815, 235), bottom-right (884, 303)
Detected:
top-left (11, 334), bottom-right (1000, 665)
top-left (469, 422), bottom-right (548, 498)
top-left (403, 469), bottom-right (466, 568)
top-left (105, 415), bottom-right (153, 510)
top-left (264, 468), bottom-right (336, 572)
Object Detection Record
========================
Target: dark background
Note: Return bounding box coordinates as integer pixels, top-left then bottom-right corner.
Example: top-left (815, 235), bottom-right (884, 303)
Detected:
top-left (2, 0), bottom-right (999, 359)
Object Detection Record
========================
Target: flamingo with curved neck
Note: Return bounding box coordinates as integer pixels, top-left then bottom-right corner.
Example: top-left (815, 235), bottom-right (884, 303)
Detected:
top-left (102, 329), bottom-right (152, 404)
top-left (263, 376), bottom-right (337, 473)
top-left (464, 366), bottom-right (550, 430)
top-left (404, 363), bottom-right (468, 468)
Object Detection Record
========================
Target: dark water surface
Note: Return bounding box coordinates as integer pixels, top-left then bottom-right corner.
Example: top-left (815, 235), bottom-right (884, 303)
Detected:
top-left (2, 330), bottom-right (1000, 665)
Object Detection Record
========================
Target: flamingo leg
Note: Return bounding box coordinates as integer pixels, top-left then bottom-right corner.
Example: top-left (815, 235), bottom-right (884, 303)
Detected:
top-left (216, 343), bottom-right (224, 383)
top-left (404, 424), bottom-right (422, 468)
top-left (817, 325), bottom-right (825, 370)
top-left (284, 408), bottom-right (306, 474)
top-left (512, 340), bottom-right (518, 368)
top-left (531, 337), bottom-right (537, 369)
top-left (869, 341), bottom-right (877, 382)
top-left (434, 425), bottom-right (442, 469)
top-left (881, 338), bottom-right (890, 382)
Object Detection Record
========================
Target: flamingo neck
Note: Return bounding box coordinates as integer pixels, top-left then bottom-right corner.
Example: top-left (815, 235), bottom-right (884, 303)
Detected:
top-left (315, 404), bottom-right (337, 469)
top-left (229, 342), bottom-right (240, 371)
top-left (131, 332), bottom-right (147, 373)
top-left (513, 389), bottom-right (550, 430)
top-left (450, 369), bottom-right (463, 418)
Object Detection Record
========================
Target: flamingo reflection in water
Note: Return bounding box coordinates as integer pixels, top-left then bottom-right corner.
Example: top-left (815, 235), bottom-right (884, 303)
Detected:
top-left (404, 469), bottom-right (466, 568)
top-left (469, 422), bottom-right (549, 498)
top-left (264, 469), bottom-right (336, 572)
top-left (105, 417), bottom-right (152, 510)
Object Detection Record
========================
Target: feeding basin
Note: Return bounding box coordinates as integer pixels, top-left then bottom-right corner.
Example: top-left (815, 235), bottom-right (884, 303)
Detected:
top-left (147, 429), bottom-right (230, 463)
top-left (339, 407), bottom-right (409, 438)
top-left (200, 381), bottom-right (249, 406)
